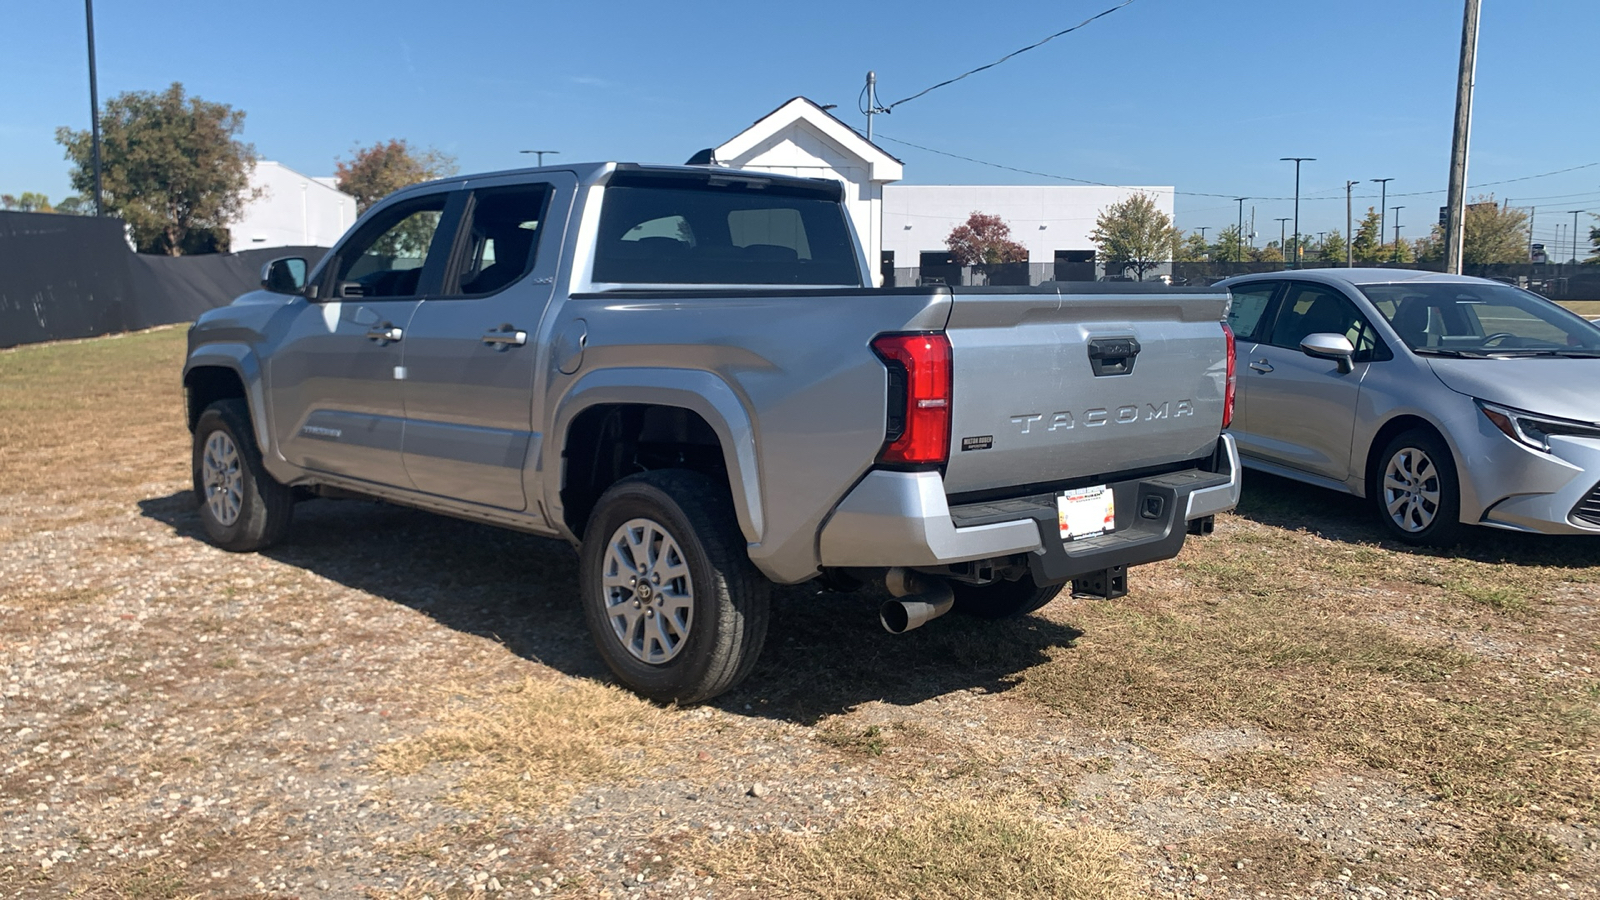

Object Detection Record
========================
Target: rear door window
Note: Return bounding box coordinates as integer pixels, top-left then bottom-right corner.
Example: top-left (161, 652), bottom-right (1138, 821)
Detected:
top-left (1226, 282), bottom-right (1279, 342)
top-left (445, 184), bottom-right (553, 296)
top-left (592, 172), bottom-right (861, 286)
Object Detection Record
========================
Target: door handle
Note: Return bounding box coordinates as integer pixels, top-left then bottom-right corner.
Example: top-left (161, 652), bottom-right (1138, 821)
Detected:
top-left (1249, 359), bottom-right (1274, 373)
top-left (366, 326), bottom-right (403, 344)
top-left (481, 327), bottom-right (528, 349)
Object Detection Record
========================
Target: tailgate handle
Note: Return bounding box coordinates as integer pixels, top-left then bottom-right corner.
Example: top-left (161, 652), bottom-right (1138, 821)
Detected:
top-left (1087, 337), bottom-right (1141, 376)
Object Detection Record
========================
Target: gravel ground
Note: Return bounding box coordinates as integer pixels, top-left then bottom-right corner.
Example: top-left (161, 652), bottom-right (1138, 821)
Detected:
top-left (2, 328), bottom-right (1597, 899)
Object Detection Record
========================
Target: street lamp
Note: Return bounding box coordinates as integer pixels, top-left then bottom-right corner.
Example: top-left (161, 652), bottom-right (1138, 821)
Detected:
top-left (1391, 206), bottom-right (1405, 260)
top-left (1234, 198), bottom-right (1248, 262)
top-left (1275, 217), bottom-right (1291, 261)
top-left (1568, 210), bottom-right (1586, 265)
top-left (520, 150), bottom-right (560, 165)
top-left (1281, 157), bottom-right (1315, 267)
top-left (1371, 178), bottom-right (1394, 248)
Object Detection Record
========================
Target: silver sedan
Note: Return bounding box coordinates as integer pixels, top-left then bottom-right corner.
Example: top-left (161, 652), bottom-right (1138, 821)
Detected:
top-left (1216, 269), bottom-right (1600, 545)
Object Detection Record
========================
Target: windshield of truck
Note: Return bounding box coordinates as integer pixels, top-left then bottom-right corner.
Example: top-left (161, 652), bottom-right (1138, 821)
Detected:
top-left (1359, 281), bottom-right (1600, 357)
top-left (592, 172), bottom-right (862, 286)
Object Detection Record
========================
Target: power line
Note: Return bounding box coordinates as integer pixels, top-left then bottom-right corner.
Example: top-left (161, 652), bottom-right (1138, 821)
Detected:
top-left (872, 132), bottom-right (1600, 205)
top-left (884, 0), bottom-right (1139, 110)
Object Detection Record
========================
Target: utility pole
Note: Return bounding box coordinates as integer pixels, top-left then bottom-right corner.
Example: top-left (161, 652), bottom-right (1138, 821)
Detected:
top-left (85, 0), bottom-right (103, 217)
top-left (1345, 180), bottom-right (1358, 267)
top-left (1281, 157), bottom-right (1315, 267)
top-left (1234, 198), bottom-right (1247, 262)
top-left (1392, 206), bottom-right (1405, 260)
top-left (1569, 210), bottom-right (1585, 265)
top-left (1444, 0), bottom-right (1482, 274)
top-left (863, 71), bottom-right (888, 142)
top-left (519, 150), bottom-right (559, 165)
top-left (1527, 206), bottom-right (1536, 261)
top-left (1371, 178), bottom-right (1394, 247)
top-left (1317, 232), bottom-right (1326, 260)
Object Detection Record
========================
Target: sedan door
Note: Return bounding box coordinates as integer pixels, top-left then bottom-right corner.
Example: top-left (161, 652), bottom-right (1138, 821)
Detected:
top-left (399, 175), bottom-right (576, 511)
top-left (1237, 281), bottom-right (1382, 483)
top-left (267, 189), bottom-right (462, 488)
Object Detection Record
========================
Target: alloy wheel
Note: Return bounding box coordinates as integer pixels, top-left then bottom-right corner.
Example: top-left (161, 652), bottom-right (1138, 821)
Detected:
top-left (601, 517), bottom-right (695, 664)
top-left (202, 431), bottom-right (244, 526)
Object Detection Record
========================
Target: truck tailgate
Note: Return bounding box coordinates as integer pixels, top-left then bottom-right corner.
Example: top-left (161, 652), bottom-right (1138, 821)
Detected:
top-left (941, 286), bottom-right (1230, 497)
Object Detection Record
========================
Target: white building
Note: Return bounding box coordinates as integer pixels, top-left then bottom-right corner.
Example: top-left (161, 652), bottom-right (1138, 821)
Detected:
top-left (714, 97), bottom-right (902, 285)
top-left (715, 97), bottom-right (1175, 284)
top-left (229, 161), bottom-right (356, 250)
top-left (882, 184), bottom-right (1175, 273)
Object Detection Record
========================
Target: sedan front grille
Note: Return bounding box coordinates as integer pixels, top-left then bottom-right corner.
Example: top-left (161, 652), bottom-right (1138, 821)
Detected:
top-left (1572, 483), bottom-right (1600, 528)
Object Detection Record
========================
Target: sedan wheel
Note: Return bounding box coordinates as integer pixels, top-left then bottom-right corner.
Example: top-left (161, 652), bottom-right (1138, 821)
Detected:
top-left (1375, 428), bottom-right (1461, 547)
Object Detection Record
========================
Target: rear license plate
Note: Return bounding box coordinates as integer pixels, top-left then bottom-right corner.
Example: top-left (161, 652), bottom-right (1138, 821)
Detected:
top-left (1057, 485), bottom-right (1114, 542)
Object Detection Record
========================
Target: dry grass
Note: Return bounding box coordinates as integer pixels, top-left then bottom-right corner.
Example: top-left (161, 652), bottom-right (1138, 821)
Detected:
top-left (700, 796), bottom-right (1133, 900)
top-left (376, 675), bottom-right (680, 808)
top-left (1559, 300), bottom-right (1600, 318)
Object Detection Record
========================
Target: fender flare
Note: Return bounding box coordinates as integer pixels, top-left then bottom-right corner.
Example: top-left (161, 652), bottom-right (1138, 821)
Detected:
top-left (182, 345), bottom-right (269, 450)
top-left (547, 367), bottom-right (763, 544)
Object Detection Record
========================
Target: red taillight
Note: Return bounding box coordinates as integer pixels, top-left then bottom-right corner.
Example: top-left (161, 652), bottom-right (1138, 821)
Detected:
top-left (1221, 322), bottom-right (1237, 429)
top-left (871, 332), bottom-right (952, 466)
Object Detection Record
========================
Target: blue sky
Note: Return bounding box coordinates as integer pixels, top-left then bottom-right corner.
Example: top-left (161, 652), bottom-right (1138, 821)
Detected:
top-left (4, 0), bottom-right (1597, 249)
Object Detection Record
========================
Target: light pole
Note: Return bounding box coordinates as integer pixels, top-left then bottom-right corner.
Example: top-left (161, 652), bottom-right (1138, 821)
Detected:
top-left (520, 150), bottom-right (560, 165)
top-left (1444, 0), bottom-right (1482, 274)
top-left (1391, 206), bottom-right (1405, 260)
top-left (1281, 157), bottom-right (1315, 267)
top-left (1568, 210), bottom-right (1586, 264)
top-left (1371, 178), bottom-right (1394, 248)
top-left (1275, 217), bottom-right (1291, 261)
top-left (1234, 198), bottom-right (1248, 262)
top-left (1345, 180), bottom-right (1358, 267)
top-left (85, 0), bottom-right (103, 217)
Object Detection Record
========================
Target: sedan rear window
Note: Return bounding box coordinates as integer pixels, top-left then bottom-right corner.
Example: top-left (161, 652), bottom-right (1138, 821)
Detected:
top-left (592, 172), bottom-right (862, 286)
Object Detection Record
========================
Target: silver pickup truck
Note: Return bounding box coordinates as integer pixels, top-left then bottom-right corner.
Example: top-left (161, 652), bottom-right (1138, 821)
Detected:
top-left (184, 162), bottom-right (1240, 702)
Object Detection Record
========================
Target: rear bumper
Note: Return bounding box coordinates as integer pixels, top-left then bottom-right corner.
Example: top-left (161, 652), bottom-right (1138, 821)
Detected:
top-left (817, 434), bottom-right (1241, 583)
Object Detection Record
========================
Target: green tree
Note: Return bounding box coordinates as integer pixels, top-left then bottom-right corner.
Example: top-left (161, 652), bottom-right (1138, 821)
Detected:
top-left (1, 192), bottom-right (54, 212)
top-left (1320, 229), bottom-right (1347, 265)
top-left (944, 212), bottom-right (1028, 265)
top-left (1252, 242), bottom-right (1284, 264)
top-left (1091, 193), bottom-right (1179, 281)
top-left (1213, 225), bottom-right (1249, 263)
top-left (1587, 216), bottom-right (1600, 265)
top-left (1418, 196), bottom-right (1530, 265)
top-left (56, 83), bottom-right (258, 255)
top-left (1173, 230), bottom-right (1212, 263)
top-left (334, 139), bottom-right (458, 214)
top-left (53, 196), bottom-right (92, 216)
top-left (1351, 208), bottom-right (1384, 264)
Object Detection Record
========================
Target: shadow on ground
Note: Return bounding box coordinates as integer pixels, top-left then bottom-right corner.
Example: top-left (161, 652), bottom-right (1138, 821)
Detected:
top-left (139, 491), bottom-right (1081, 725)
top-left (1234, 470), bottom-right (1600, 569)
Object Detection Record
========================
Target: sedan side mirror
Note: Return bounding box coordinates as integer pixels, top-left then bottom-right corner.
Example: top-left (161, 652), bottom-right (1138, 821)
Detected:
top-left (1300, 332), bottom-right (1356, 374)
top-left (260, 257), bottom-right (308, 294)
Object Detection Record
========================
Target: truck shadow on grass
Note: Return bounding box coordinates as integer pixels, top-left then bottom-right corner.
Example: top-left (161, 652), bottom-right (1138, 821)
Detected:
top-left (1233, 470), bottom-right (1600, 570)
top-left (139, 491), bottom-right (1082, 725)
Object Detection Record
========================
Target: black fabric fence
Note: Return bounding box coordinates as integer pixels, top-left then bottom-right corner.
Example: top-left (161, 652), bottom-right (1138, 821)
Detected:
top-left (0, 211), bottom-right (326, 350)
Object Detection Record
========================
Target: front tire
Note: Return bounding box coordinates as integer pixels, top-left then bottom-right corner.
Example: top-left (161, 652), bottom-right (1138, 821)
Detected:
top-left (1375, 428), bottom-right (1462, 547)
top-left (578, 471), bottom-right (770, 704)
top-left (192, 399), bottom-right (294, 552)
top-left (950, 573), bottom-right (1062, 619)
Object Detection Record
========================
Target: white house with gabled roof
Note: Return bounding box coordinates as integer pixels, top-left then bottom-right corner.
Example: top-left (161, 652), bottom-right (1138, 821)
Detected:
top-left (714, 97), bottom-right (903, 286)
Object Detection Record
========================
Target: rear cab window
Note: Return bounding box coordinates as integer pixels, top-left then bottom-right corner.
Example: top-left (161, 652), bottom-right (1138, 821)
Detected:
top-left (590, 170), bottom-right (863, 287)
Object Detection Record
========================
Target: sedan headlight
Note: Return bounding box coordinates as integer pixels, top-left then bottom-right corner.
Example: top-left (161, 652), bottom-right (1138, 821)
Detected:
top-left (1477, 400), bottom-right (1600, 453)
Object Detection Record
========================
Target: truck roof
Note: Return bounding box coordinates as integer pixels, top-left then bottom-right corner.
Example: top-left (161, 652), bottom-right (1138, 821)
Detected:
top-left (392, 162), bottom-right (845, 197)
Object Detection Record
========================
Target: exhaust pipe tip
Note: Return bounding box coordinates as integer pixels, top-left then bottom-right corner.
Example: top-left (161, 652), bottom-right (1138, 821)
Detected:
top-left (879, 570), bottom-right (956, 634)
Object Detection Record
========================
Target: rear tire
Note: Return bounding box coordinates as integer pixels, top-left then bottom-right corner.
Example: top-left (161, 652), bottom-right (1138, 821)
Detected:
top-left (950, 573), bottom-right (1062, 619)
top-left (578, 471), bottom-right (770, 704)
top-left (1375, 428), bottom-right (1462, 547)
top-left (192, 399), bottom-right (294, 552)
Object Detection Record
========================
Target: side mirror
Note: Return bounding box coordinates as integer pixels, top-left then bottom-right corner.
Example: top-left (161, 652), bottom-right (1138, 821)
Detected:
top-left (260, 257), bottom-right (307, 294)
top-left (1300, 332), bottom-right (1356, 374)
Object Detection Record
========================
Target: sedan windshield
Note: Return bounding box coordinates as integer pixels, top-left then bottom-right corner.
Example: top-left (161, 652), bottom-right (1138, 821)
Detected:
top-left (1359, 282), bottom-right (1600, 355)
